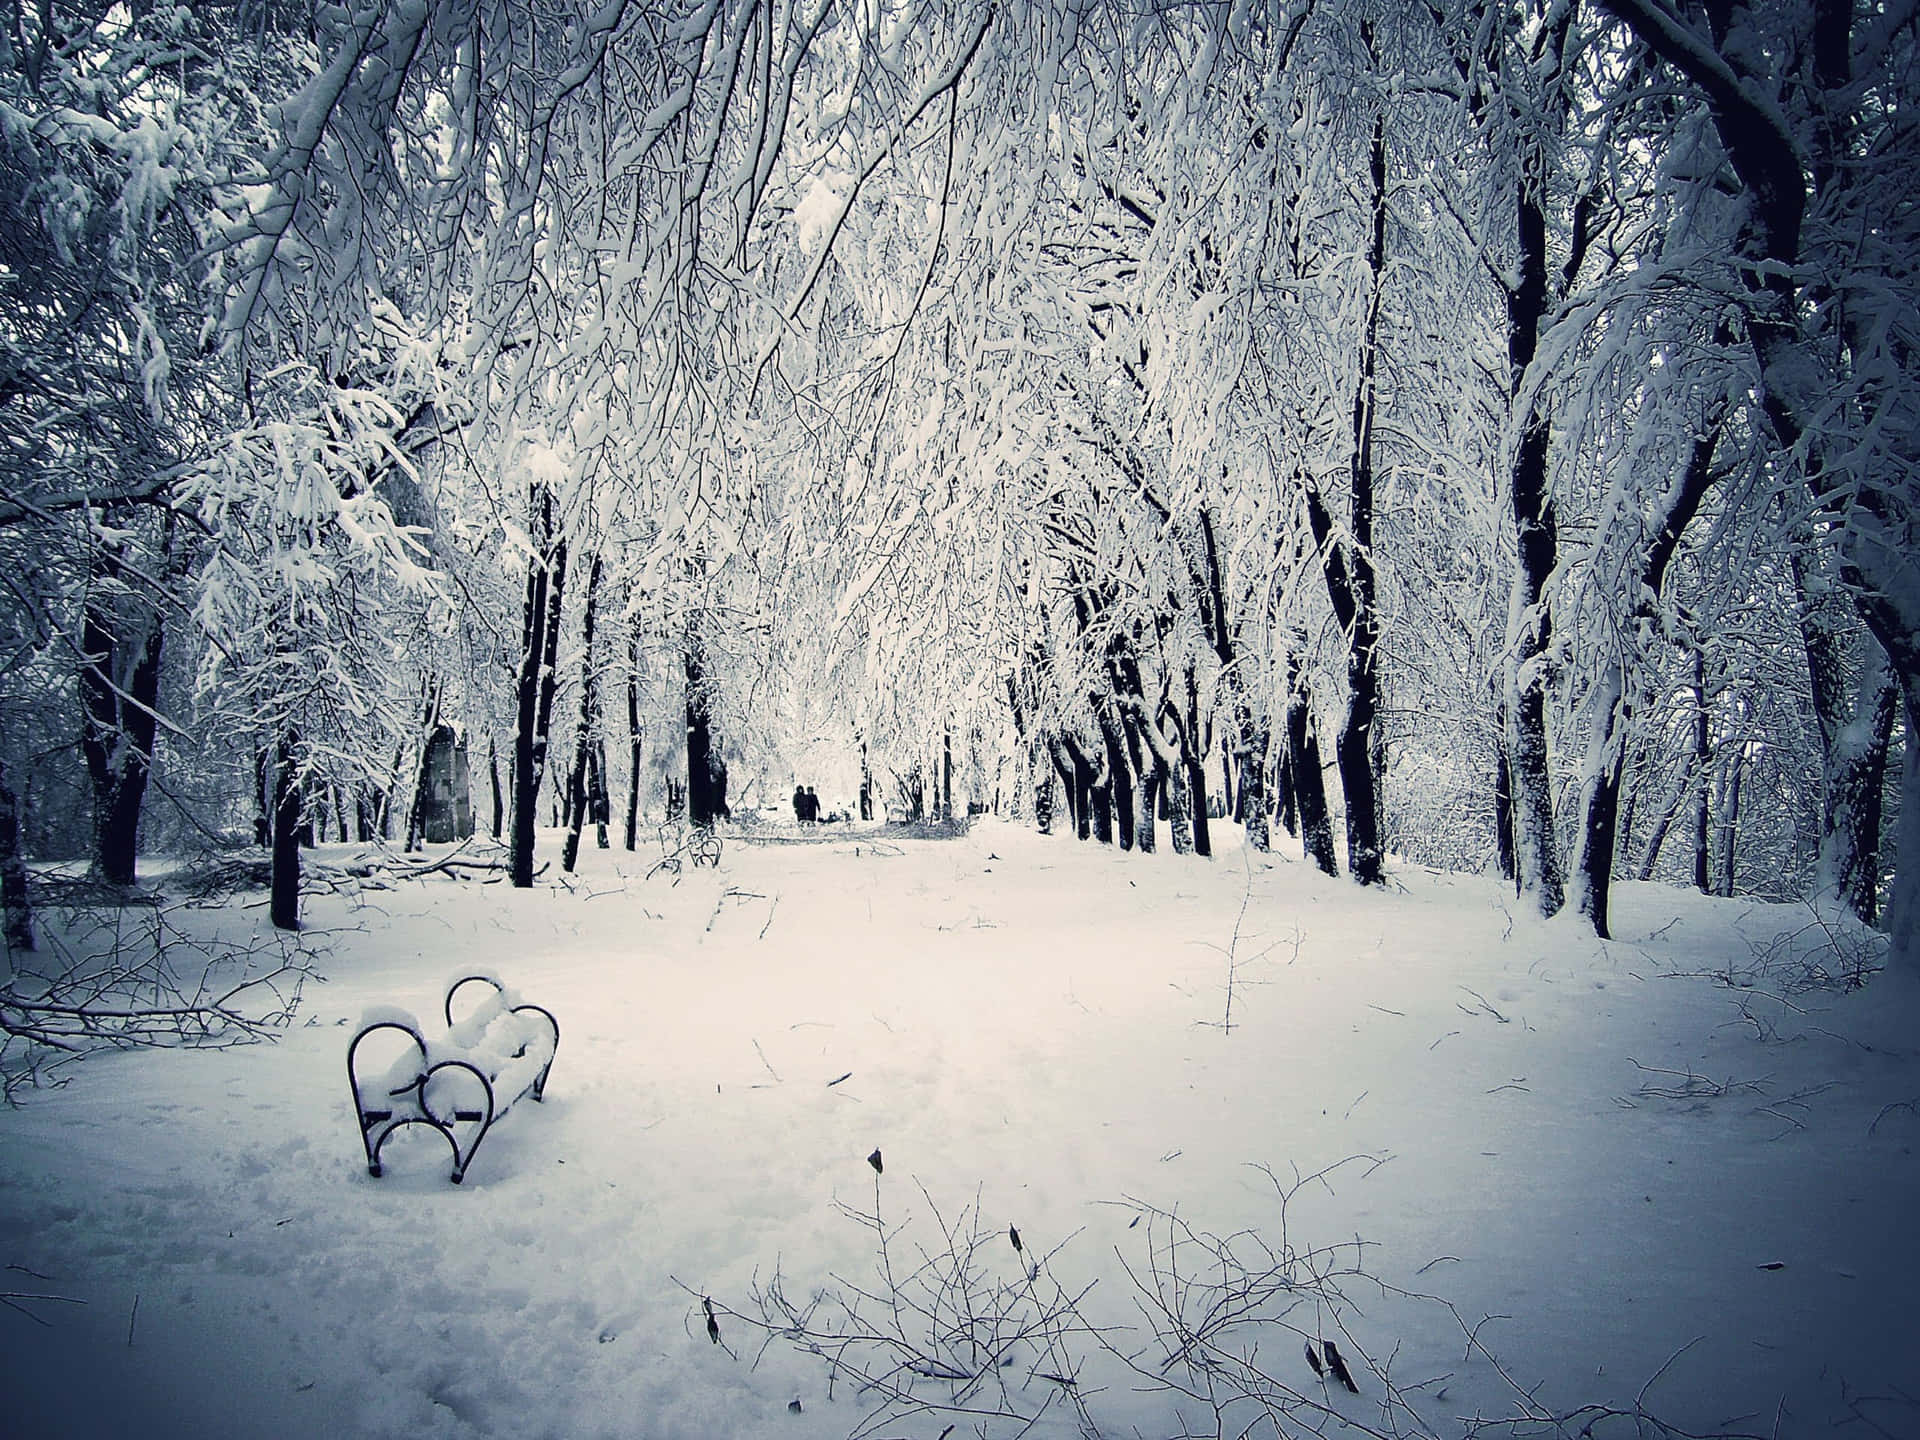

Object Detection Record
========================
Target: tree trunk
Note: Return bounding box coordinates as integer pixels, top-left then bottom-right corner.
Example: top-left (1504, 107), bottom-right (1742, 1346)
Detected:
top-left (1571, 428), bottom-right (1722, 935)
top-left (1291, 112), bottom-right (1389, 886)
top-left (509, 497), bottom-right (560, 888)
top-left (1501, 171), bottom-right (1565, 915)
top-left (1131, 705), bottom-right (1193, 855)
top-left (1572, 674), bottom-right (1629, 935)
top-left (1718, 746), bottom-right (1745, 898)
top-left (1121, 708), bottom-right (1151, 852)
top-left (270, 730), bottom-right (301, 931)
top-left (1095, 701), bottom-right (1135, 850)
top-left (1277, 749), bottom-right (1298, 839)
top-left (1237, 724), bottom-right (1271, 853)
top-left (1804, 613), bottom-right (1900, 922)
top-left (1045, 736), bottom-right (1079, 838)
top-left (1883, 687), bottom-right (1920, 966)
top-left (1061, 733), bottom-right (1109, 844)
top-left (686, 621), bottom-right (727, 828)
top-left (625, 623), bottom-right (645, 850)
top-left (1286, 678), bottom-right (1338, 877)
top-left (1494, 725), bottom-right (1516, 882)
top-left (1185, 670), bottom-right (1212, 858)
top-left (1162, 747), bottom-right (1193, 855)
top-left (1690, 646), bottom-right (1712, 893)
top-left (403, 678), bottom-right (443, 853)
top-left (1, 759), bottom-right (34, 954)
top-left (1133, 756), bottom-right (1159, 854)
top-left (1604, 0), bottom-right (1920, 966)
top-left (79, 555), bottom-right (166, 888)
top-left (489, 736), bottom-right (504, 841)
top-left (562, 557), bottom-right (604, 873)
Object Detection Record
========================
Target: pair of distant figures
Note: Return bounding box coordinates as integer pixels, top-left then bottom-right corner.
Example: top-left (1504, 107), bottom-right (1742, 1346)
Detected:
top-left (791, 785), bottom-right (823, 825)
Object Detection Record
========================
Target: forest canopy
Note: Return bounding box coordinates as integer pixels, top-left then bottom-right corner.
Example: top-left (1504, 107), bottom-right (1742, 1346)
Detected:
top-left (1, 0), bottom-right (1913, 962)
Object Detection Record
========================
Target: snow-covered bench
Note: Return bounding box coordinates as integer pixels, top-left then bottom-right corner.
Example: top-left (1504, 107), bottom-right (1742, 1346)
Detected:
top-left (649, 821), bottom-right (722, 878)
top-left (346, 975), bottom-right (560, 1183)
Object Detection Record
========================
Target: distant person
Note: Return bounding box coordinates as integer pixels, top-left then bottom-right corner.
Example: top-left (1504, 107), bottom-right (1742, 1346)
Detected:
top-left (793, 783), bottom-right (806, 825)
top-left (804, 786), bottom-right (820, 824)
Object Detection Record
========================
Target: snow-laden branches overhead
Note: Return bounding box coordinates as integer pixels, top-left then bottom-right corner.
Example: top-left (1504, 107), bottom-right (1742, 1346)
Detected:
top-left (1, 0), bottom-right (1913, 946)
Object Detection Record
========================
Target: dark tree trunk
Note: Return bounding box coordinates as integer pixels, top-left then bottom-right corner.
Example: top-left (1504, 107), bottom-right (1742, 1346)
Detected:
top-left (1494, 727), bottom-right (1516, 882)
top-left (1185, 670), bottom-right (1212, 858)
top-left (942, 730), bottom-right (953, 822)
top-left (1580, 756), bottom-right (1625, 937)
top-left (1132, 743), bottom-right (1160, 855)
top-left (1096, 701), bottom-right (1135, 850)
top-left (1, 759), bottom-right (34, 953)
top-left (1832, 668), bottom-right (1897, 923)
top-left (1690, 646), bottom-right (1712, 894)
top-left (1718, 747), bottom-right (1745, 898)
top-left (1286, 667), bottom-right (1338, 877)
top-left (1317, 110), bottom-right (1388, 885)
top-left (685, 623), bottom-right (727, 828)
top-left (403, 678), bottom-right (443, 853)
top-left (510, 488), bottom-right (565, 888)
top-left (625, 622), bottom-right (644, 850)
top-left (629, 675), bottom-right (645, 852)
top-left (1045, 736), bottom-right (1077, 837)
top-left (1797, 557), bottom-right (1901, 922)
top-left (563, 557), bottom-right (605, 873)
top-left (1065, 739), bottom-right (1094, 840)
top-left (1120, 706), bottom-right (1151, 853)
top-left (590, 741), bottom-right (610, 847)
top-left (254, 750), bottom-right (271, 847)
top-left (860, 741), bottom-right (874, 821)
top-left (1277, 750), bottom-right (1298, 839)
top-left (79, 551), bottom-right (166, 888)
top-left (1635, 763), bottom-right (1688, 884)
top-left (270, 731), bottom-right (301, 931)
top-left (489, 736), bottom-right (503, 840)
top-left (1237, 723), bottom-right (1271, 853)
top-left (1502, 171), bottom-right (1565, 914)
top-left (1286, 115), bottom-right (1388, 886)
top-left (1617, 770), bottom-right (1637, 875)
top-left (1606, 0), bottom-right (1920, 968)
top-left (1573, 427), bottom-right (1722, 937)
top-left (1060, 733), bottom-right (1108, 844)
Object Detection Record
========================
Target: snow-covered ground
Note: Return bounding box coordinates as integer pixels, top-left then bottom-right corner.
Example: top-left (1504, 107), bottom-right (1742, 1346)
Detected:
top-left (3, 820), bottom-right (1917, 1439)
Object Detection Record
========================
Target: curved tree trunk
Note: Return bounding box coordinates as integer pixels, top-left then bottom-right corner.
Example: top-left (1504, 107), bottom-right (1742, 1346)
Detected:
top-left (1571, 427), bottom-right (1722, 936)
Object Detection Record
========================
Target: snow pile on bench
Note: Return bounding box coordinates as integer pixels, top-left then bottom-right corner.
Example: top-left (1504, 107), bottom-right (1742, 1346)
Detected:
top-left (348, 975), bottom-right (559, 1183)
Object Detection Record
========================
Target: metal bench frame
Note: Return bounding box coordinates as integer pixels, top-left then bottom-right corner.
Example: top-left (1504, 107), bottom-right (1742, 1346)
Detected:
top-left (347, 975), bottom-right (560, 1183)
top-left (648, 821), bottom-right (722, 879)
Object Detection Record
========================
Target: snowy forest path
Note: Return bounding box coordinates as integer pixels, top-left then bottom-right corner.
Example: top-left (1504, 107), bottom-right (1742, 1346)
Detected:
top-left (1, 823), bottom-right (1915, 1438)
